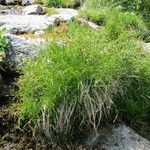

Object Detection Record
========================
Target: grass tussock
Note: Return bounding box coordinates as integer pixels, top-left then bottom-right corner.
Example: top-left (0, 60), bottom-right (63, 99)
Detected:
top-left (17, 7), bottom-right (150, 144)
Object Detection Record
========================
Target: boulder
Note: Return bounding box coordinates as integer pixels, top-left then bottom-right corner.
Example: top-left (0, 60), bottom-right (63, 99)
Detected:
top-left (3, 34), bottom-right (46, 72)
top-left (84, 124), bottom-right (150, 150)
top-left (22, 4), bottom-right (43, 15)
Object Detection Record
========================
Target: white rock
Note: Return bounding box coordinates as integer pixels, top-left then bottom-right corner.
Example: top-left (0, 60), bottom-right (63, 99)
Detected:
top-left (51, 8), bottom-right (78, 21)
top-left (22, 4), bottom-right (43, 15)
top-left (143, 43), bottom-right (150, 52)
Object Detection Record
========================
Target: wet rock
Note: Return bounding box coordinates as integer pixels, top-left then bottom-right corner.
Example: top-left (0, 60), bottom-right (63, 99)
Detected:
top-left (22, 4), bottom-right (43, 15)
top-left (3, 34), bottom-right (46, 72)
top-left (84, 124), bottom-right (150, 150)
top-left (0, 8), bottom-right (78, 34)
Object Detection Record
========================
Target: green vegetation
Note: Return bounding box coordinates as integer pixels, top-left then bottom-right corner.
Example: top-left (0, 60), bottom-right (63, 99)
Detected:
top-left (79, 7), bottom-right (108, 25)
top-left (14, 0), bottom-right (150, 147)
top-left (114, 0), bottom-right (150, 27)
top-left (0, 29), bottom-right (7, 62)
top-left (42, 0), bottom-right (80, 7)
top-left (0, 29), bottom-right (7, 52)
top-left (79, 0), bottom-right (150, 42)
top-left (17, 7), bottom-right (150, 145)
top-left (45, 7), bottom-right (57, 16)
top-left (83, 0), bottom-right (150, 25)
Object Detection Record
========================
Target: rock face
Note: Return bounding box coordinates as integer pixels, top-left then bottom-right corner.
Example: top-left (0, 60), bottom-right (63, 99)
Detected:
top-left (84, 124), bottom-right (150, 150)
top-left (0, 8), bottom-right (78, 34)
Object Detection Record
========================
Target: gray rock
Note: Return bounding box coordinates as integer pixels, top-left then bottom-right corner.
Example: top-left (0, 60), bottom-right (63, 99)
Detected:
top-left (84, 124), bottom-right (150, 150)
top-left (0, 8), bottom-right (78, 34)
top-left (3, 34), bottom-right (46, 72)
top-left (22, 4), bottom-right (43, 15)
